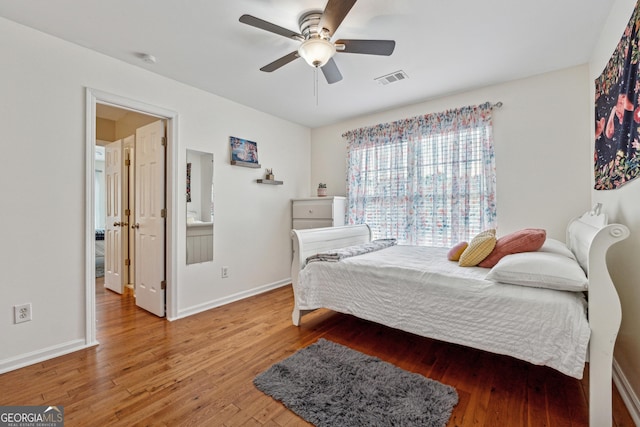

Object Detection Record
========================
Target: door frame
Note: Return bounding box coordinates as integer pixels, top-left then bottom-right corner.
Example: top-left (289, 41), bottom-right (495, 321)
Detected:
top-left (85, 88), bottom-right (179, 345)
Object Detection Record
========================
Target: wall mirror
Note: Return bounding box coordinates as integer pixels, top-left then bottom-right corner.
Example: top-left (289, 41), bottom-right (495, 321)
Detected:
top-left (186, 149), bottom-right (214, 264)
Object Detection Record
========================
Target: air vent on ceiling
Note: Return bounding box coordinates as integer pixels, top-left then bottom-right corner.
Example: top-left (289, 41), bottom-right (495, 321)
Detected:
top-left (375, 70), bottom-right (409, 85)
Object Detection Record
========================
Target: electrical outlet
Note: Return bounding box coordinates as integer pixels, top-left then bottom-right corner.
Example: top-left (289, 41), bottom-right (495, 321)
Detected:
top-left (14, 303), bottom-right (32, 324)
top-left (221, 266), bottom-right (229, 278)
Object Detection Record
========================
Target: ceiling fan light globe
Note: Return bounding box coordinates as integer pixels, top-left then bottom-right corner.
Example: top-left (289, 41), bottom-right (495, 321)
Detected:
top-left (298, 38), bottom-right (336, 68)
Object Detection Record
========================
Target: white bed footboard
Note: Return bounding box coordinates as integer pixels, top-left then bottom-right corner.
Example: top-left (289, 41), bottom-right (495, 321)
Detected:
top-left (290, 224), bottom-right (371, 325)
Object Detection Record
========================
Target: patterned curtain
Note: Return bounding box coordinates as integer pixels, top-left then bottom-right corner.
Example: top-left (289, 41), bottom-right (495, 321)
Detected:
top-left (343, 102), bottom-right (497, 246)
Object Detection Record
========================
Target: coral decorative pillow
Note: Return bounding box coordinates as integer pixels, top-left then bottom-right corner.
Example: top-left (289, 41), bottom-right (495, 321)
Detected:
top-left (459, 229), bottom-right (496, 267)
top-left (478, 228), bottom-right (546, 268)
top-left (447, 242), bottom-right (468, 261)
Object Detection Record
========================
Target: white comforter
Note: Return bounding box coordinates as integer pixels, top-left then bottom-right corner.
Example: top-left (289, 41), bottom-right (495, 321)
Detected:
top-left (295, 245), bottom-right (590, 379)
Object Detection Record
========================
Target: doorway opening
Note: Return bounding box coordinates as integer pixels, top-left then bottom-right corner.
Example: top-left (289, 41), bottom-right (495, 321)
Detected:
top-left (95, 106), bottom-right (164, 306)
top-left (85, 89), bottom-right (178, 346)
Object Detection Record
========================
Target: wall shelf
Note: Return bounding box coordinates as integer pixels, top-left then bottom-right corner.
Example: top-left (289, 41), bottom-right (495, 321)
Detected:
top-left (257, 179), bottom-right (283, 185)
top-left (231, 160), bottom-right (261, 168)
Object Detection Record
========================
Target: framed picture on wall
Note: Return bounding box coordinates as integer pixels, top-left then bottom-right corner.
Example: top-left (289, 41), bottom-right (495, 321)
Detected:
top-left (230, 136), bottom-right (260, 168)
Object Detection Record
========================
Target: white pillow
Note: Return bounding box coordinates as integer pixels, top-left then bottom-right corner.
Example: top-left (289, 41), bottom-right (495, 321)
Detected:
top-left (538, 238), bottom-right (576, 260)
top-left (485, 251), bottom-right (588, 291)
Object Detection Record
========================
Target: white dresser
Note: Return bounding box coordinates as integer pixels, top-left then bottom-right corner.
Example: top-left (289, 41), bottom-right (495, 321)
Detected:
top-left (292, 197), bottom-right (346, 230)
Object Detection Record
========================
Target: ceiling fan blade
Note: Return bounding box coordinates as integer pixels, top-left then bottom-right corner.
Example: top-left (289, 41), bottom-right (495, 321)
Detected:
top-left (321, 58), bottom-right (343, 84)
top-left (319, 0), bottom-right (357, 37)
top-left (336, 39), bottom-right (395, 56)
top-left (239, 14), bottom-right (303, 41)
top-left (260, 51), bottom-right (300, 72)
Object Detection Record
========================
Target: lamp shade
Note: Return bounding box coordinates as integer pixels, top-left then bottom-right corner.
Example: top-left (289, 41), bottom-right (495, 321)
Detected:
top-left (298, 38), bottom-right (336, 68)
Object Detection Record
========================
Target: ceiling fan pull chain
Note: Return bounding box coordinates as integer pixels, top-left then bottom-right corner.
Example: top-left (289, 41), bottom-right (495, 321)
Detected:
top-left (314, 67), bottom-right (319, 107)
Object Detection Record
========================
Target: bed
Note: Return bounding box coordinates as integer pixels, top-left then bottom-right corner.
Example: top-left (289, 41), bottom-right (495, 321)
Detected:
top-left (290, 206), bottom-right (629, 427)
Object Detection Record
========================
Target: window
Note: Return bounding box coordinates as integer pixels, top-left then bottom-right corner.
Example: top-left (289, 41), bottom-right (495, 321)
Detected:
top-left (344, 103), bottom-right (497, 246)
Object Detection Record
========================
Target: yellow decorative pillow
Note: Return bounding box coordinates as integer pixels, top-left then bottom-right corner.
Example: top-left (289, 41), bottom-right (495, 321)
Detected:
top-left (459, 229), bottom-right (497, 267)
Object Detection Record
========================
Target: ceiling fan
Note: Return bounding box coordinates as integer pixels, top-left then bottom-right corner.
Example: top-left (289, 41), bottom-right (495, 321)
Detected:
top-left (239, 0), bottom-right (395, 84)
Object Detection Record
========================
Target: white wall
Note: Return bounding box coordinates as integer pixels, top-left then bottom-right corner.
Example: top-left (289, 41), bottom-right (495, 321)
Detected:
top-left (0, 17), bottom-right (310, 370)
top-left (311, 65), bottom-right (592, 240)
top-left (589, 0), bottom-right (640, 418)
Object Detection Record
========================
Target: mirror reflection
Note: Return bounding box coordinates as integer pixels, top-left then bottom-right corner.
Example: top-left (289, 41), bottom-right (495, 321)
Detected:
top-left (186, 149), bottom-right (214, 264)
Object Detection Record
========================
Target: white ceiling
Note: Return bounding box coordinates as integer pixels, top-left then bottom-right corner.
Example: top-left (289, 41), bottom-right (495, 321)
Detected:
top-left (0, 0), bottom-right (615, 128)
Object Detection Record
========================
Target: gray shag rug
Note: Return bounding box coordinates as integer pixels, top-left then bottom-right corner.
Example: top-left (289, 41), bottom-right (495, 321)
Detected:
top-left (254, 338), bottom-right (458, 427)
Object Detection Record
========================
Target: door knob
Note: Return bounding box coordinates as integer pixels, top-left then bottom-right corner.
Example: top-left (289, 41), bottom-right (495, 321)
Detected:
top-left (132, 223), bottom-right (140, 229)
top-left (113, 221), bottom-right (121, 227)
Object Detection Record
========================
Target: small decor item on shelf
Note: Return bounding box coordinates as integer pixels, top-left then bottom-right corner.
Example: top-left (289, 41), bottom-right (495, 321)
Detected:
top-left (265, 168), bottom-right (274, 180)
top-left (317, 183), bottom-right (327, 197)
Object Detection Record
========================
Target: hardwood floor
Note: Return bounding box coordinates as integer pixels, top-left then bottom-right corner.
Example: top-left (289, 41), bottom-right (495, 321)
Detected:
top-left (0, 279), bottom-right (634, 426)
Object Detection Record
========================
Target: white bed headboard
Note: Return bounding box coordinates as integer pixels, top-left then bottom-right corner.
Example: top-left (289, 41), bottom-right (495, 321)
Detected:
top-left (565, 205), bottom-right (629, 427)
top-left (291, 224), bottom-right (372, 264)
top-left (565, 203), bottom-right (627, 275)
top-left (290, 224), bottom-right (372, 290)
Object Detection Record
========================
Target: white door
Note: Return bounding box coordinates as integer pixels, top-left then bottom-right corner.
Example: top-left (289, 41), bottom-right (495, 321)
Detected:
top-left (134, 120), bottom-right (166, 317)
top-left (104, 140), bottom-right (124, 294)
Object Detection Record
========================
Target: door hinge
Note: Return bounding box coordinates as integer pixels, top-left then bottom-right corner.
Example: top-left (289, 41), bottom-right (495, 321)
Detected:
top-left (125, 159), bottom-right (131, 166)
top-left (124, 259), bottom-right (131, 266)
top-left (161, 281), bottom-right (166, 290)
top-left (161, 209), bottom-right (166, 218)
top-left (125, 209), bottom-right (131, 216)
top-left (161, 136), bottom-right (167, 146)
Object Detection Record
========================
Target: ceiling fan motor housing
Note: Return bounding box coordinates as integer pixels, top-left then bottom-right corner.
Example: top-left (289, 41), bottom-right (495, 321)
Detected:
top-left (299, 11), bottom-right (329, 40)
top-left (297, 10), bottom-right (336, 68)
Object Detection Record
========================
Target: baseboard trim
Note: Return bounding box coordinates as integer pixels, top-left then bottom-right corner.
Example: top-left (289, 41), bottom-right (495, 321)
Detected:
top-left (0, 281), bottom-right (291, 371)
top-left (613, 357), bottom-right (640, 425)
top-left (0, 339), bottom-right (97, 374)
top-left (174, 279), bottom-right (291, 320)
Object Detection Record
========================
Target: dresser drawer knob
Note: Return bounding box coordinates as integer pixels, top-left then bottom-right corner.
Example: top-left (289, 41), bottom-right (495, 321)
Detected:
top-left (308, 209), bottom-right (313, 214)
